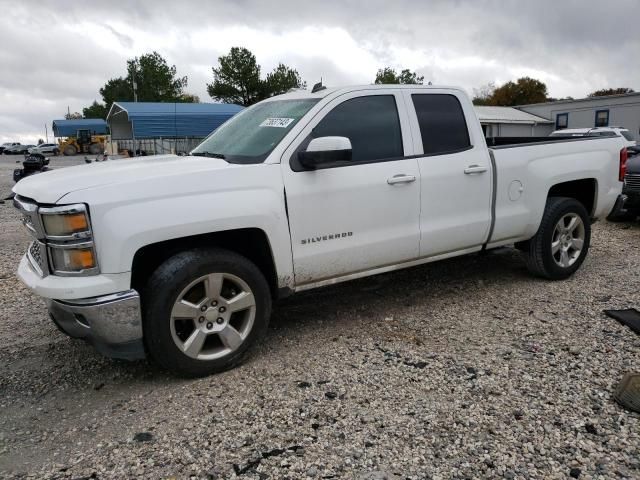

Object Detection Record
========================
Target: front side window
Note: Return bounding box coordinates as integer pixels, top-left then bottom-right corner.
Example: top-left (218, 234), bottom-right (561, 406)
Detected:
top-left (595, 110), bottom-right (609, 127)
top-left (311, 95), bottom-right (404, 163)
top-left (411, 94), bottom-right (471, 155)
top-left (556, 113), bottom-right (569, 129)
top-left (191, 99), bottom-right (319, 164)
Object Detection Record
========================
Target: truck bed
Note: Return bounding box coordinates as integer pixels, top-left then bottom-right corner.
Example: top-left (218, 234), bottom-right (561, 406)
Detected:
top-left (486, 136), bottom-right (604, 148)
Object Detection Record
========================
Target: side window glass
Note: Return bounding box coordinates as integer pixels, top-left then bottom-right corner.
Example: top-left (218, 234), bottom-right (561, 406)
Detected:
top-left (411, 94), bottom-right (471, 155)
top-left (312, 95), bottom-right (403, 162)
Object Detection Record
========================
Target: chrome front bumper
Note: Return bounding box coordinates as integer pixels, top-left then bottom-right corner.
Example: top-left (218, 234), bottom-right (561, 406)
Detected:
top-left (46, 290), bottom-right (145, 360)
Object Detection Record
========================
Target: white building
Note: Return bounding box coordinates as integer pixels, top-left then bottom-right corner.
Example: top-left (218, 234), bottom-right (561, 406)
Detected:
top-left (474, 106), bottom-right (554, 137)
top-left (517, 92), bottom-right (640, 141)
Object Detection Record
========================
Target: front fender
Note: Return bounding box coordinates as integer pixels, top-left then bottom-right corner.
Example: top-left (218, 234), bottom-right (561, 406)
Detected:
top-left (61, 164), bottom-right (294, 289)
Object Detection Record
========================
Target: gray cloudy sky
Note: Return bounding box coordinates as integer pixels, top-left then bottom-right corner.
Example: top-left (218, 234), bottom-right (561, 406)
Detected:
top-left (1, 0), bottom-right (638, 143)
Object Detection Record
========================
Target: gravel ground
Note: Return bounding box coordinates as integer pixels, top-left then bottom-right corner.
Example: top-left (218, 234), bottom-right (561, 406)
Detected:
top-left (0, 154), bottom-right (639, 479)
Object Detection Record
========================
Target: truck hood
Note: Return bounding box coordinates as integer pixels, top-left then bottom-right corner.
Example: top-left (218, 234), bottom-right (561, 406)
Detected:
top-left (13, 154), bottom-right (231, 203)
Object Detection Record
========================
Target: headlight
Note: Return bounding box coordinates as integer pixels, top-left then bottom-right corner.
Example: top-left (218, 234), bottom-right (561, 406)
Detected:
top-left (49, 243), bottom-right (97, 273)
top-left (40, 204), bottom-right (91, 239)
top-left (39, 204), bottom-right (99, 276)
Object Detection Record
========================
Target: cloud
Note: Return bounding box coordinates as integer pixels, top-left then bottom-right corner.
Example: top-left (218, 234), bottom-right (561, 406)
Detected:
top-left (0, 0), bottom-right (638, 142)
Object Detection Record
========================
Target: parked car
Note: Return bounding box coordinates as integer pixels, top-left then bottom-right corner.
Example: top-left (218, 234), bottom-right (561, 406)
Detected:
top-left (28, 143), bottom-right (60, 156)
top-left (0, 142), bottom-right (20, 154)
top-left (608, 148), bottom-right (640, 220)
top-left (4, 144), bottom-right (35, 155)
top-left (550, 127), bottom-right (636, 148)
top-left (12, 84), bottom-right (626, 376)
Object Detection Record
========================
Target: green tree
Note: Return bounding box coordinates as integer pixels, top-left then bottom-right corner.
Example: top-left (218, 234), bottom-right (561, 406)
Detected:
top-left (126, 51), bottom-right (188, 102)
top-left (207, 47), bottom-right (306, 106)
top-left (264, 63), bottom-right (307, 97)
top-left (176, 92), bottom-right (201, 103)
top-left (84, 51), bottom-right (192, 118)
top-left (474, 77), bottom-right (548, 106)
top-left (99, 77), bottom-right (134, 108)
top-left (83, 100), bottom-right (109, 119)
top-left (64, 111), bottom-right (83, 119)
top-left (588, 87), bottom-right (634, 97)
top-left (374, 67), bottom-right (424, 85)
top-left (207, 47), bottom-right (262, 106)
top-left (491, 77), bottom-right (548, 106)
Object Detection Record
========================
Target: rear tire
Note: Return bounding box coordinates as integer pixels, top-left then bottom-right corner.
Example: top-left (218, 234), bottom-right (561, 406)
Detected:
top-left (523, 197), bottom-right (591, 280)
top-left (142, 248), bottom-right (271, 377)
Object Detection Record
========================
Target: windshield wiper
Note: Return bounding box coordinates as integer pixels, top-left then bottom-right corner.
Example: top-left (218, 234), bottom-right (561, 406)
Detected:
top-left (191, 151), bottom-right (226, 159)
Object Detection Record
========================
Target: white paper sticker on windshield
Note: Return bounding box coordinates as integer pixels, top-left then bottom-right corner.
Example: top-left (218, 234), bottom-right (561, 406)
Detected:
top-left (260, 117), bottom-right (295, 128)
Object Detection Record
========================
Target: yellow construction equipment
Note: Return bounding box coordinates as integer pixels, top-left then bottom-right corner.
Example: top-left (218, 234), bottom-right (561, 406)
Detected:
top-left (58, 129), bottom-right (107, 156)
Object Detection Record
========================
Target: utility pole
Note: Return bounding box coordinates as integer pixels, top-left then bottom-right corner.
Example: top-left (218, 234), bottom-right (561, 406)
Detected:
top-left (45, 123), bottom-right (48, 143)
top-left (132, 60), bottom-right (138, 102)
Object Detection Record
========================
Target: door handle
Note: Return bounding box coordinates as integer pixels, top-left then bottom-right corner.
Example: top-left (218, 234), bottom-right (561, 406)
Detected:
top-left (387, 174), bottom-right (417, 185)
top-left (464, 164), bottom-right (488, 175)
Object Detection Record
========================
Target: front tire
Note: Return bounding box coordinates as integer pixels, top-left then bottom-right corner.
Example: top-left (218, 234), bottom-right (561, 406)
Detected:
top-left (63, 145), bottom-right (77, 156)
top-left (88, 143), bottom-right (103, 154)
top-left (523, 197), bottom-right (591, 280)
top-left (142, 248), bottom-right (271, 377)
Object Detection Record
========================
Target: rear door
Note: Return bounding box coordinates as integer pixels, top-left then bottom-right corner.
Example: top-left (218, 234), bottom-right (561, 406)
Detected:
top-left (403, 90), bottom-right (493, 257)
top-left (281, 90), bottom-right (421, 285)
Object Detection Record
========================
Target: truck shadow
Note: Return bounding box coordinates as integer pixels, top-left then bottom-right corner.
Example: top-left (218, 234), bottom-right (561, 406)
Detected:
top-left (270, 247), bottom-right (528, 332)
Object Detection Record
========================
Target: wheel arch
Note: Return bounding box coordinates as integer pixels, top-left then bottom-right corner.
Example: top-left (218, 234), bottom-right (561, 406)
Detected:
top-left (131, 228), bottom-right (280, 300)
top-left (547, 178), bottom-right (597, 217)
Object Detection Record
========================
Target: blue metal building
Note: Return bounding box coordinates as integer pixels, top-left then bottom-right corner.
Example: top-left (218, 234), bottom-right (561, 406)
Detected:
top-left (52, 118), bottom-right (109, 137)
top-left (106, 102), bottom-right (244, 140)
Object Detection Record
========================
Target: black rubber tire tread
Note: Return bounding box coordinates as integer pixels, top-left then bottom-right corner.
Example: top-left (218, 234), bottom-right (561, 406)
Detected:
top-left (88, 143), bottom-right (103, 154)
top-left (63, 145), bottom-right (77, 156)
top-left (142, 247), bottom-right (271, 377)
top-left (524, 197), bottom-right (591, 280)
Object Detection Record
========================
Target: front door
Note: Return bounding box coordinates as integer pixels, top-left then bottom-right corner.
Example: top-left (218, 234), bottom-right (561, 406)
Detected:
top-left (281, 90), bottom-right (421, 285)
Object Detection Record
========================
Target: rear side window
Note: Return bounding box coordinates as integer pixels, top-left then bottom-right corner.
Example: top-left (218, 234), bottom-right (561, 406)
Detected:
top-left (411, 94), bottom-right (471, 155)
top-left (312, 95), bottom-right (403, 162)
top-left (621, 130), bottom-right (634, 141)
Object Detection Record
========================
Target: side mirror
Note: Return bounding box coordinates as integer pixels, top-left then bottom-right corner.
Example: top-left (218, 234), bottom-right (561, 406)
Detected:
top-left (298, 136), bottom-right (352, 169)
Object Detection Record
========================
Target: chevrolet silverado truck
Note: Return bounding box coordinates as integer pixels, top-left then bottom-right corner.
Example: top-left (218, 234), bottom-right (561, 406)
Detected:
top-left (13, 85), bottom-right (627, 376)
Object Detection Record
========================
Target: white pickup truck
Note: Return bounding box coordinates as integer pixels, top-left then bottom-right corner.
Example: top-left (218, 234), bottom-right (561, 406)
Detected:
top-left (13, 85), bottom-right (627, 376)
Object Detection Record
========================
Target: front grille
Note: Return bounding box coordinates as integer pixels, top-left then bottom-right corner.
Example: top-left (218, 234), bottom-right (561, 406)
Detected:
top-left (28, 241), bottom-right (48, 276)
top-left (625, 173), bottom-right (640, 193)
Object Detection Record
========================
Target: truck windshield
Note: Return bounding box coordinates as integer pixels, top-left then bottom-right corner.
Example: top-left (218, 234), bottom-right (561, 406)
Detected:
top-left (191, 98), bottom-right (320, 164)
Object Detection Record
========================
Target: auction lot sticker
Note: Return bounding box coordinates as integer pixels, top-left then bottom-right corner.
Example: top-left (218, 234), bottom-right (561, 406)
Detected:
top-left (260, 117), bottom-right (295, 128)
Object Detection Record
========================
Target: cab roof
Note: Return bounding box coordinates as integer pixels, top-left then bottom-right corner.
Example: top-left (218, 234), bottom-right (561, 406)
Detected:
top-left (267, 84), bottom-right (466, 102)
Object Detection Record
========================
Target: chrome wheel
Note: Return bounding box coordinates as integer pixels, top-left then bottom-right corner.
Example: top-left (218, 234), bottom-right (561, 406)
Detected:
top-left (551, 213), bottom-right (585, 268)
top-left (170, 273), bottom-right (256, 360)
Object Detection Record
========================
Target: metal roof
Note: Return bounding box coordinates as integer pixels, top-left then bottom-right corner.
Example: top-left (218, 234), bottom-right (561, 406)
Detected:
top-left (517, 91), bottom-right (640, 107)
top-left (52, 118), bottom-right (109, 137)
top-left (107, 102), bottom-right (244, 138)
top-left (474, 106), bottom-right (553, 125)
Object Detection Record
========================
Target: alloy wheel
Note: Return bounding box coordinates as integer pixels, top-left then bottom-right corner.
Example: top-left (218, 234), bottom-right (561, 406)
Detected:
top-left (551, 213), bottom-right (585, 268)
top-left (169, 272), bottom-right (256, 360)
